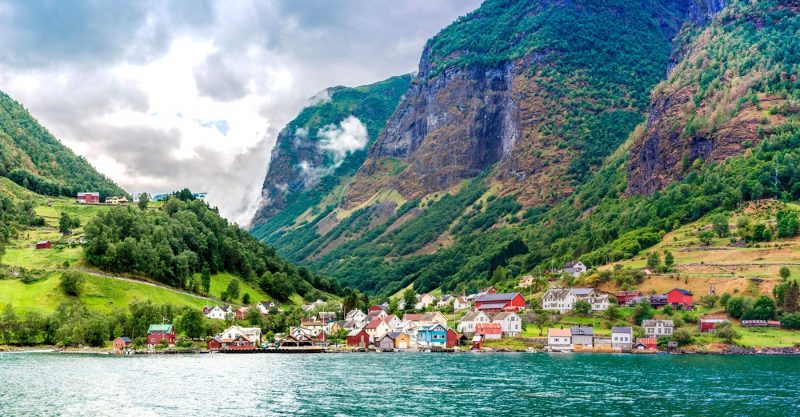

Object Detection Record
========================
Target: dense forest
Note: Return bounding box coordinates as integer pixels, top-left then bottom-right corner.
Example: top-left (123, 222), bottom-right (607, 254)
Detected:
top-left (84, 194), bottom-right (341, 301)
top-left (0, 92), bottom-right (126, 198)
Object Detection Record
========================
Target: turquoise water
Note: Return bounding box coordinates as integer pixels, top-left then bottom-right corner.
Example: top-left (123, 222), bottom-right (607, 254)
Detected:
top-left (1, 352), bottom-right (798, 416)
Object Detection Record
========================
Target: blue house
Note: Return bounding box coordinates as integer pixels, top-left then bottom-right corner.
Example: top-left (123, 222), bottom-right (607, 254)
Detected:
top-left (417, 324), bottom-right (447, 347)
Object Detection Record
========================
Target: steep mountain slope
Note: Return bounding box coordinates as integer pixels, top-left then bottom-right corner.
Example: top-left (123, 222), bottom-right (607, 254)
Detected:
top-left (0, 91), bottom-right (125, 198)
top-left (628, 0), bottom-right (800, 194)
top-left (250, 75), bottom-right (411, 239)
top-left (254, 0), bottom-right (800, 296)
top-left (345, 0), bottom-right (689, 208)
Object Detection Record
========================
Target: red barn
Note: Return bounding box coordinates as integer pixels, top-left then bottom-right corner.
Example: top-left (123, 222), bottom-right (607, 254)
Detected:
top-left (446, 328), bottom-right (461, 348)
top-left (666, 288), bottom-right (693, 309)
top-left (346, 329), bottom-right (370, 348)
top-left (634, 337), bottom-right (657, 351)
top-left (77, 192), bottom-right (100, 204)
top-left (474, 292), bottom-right (526, 313)
top-left (35, 241), bottom-right (52, 250)
top-left (147, 324), bottom-right (176, 346)
top-left (699, 316), bottom-right (728, 333)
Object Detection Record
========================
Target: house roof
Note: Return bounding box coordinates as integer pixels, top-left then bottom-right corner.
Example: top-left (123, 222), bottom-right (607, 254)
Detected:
top-left (421, 312), bottom-right (443, 321)
top-left (387, 331), bottom-right (405, 339)
top-left (571, 288), bottom-right (595, 296)
top-left (419, 324), bottom-right (446, 332)
top-left (570, 326), bottom-right (594, 336)
top-left (491, 312), bottom-right (516, 321)
top-left (347, 328), bottom-right (367, 337)
top-left (147, 324), bottom-right (173, 333)
top-left (475, 323), bottom-right (502, 334)
top-left (564, 261), bottom-right (584, 268)
top-left (116, 337), bottom-right (132, 343)
top-left (365, 318), bottom-right (385, 329)
top-left (548, 328), bottom-right (571, 337)
top-left (475, 292), bottom-right (521, 303)
top-left (543, 288), bottom-right (572, 300)
top-left (612, 327), bottom-right (632, 334)
top-left (403, 314), bottom-right (424, 321)
top-left (669, 288), bottom-right (693, 296)
top-left (636, 338), bottom-right (657, 345)
top-left (476, 303), bottom-right (508, 311)
top-left (461, 311), bottom-right (483, 322)
top-left (642, 320), bottom-right (674, 327)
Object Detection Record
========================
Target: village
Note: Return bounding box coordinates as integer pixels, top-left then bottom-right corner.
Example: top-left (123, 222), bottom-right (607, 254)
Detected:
top-left (109, 260), bottom-right (792, 355)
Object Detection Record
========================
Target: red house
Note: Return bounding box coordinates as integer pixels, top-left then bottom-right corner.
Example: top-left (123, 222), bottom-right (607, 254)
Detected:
top-left (346, 329), bottom-right (370, 348)
top-left (35, 241), bottom-right (52, 250)
top-left (666, 288), bottom-right (693, 309)
top-left (77, 192), bottom-right (100, 204)
top-left (699, 316), bottom-right (728, 333)
top-left (147, 324), bottom-right (176, 346)
top-left (235, 307), bottom-right (249, 320)
top-left (615, 290), bottom-right (641, 305)
top-left (207, 336), bottom-right (223, 351)
top-left (446, 328), bottom-right (461, 348)
top-left (113, 337), bottom-right (132, 352)
top-left (634, 337), bottom-right (657, 351)
top-left (474, 292), bottom-right (526, 313)
top-left (367, 304), bottom-right (387, 313)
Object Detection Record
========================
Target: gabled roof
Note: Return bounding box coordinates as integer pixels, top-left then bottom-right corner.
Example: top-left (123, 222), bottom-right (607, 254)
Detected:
top-left (570, 326), bottom-right (594, 336)
top-left (548, 328), bottom-right (571, 337)
top-left (421, 312), bottom-right (444, 321)
top-left (564, 261), bottom-right (584, 268)
top-left (475, 292), bottom-right (522, 303)
top-left (364, 318), bottom-right (386, 330)
top-left (571, 288), bottom-right (595, 296)
top-left (642, 320), bottom-right (674, 327)
top-left (612, 327), bottom-right (632, 334)
top-left (491, 312), bottom-right (517, 321)
top-left (543, 288), bottom-right (572, 300)
top-left (347, 328), bottom-right (367, 337)
top-left (460, 311), bottom-right (483, 322)
top-left (116, 337), bottom-right (132, 343)
top-left (147, 324), bottom-right (173, 333)
top-left (403, 313), bottom-right (424, 321)
top-left (475, 323), bottom-right (502, 334)
top-left (669, 288), bottom-right (693, 296)
top-left (477, 303), bottom-right (508, 311)
top-left (418, 323), bottom-right (447, 332)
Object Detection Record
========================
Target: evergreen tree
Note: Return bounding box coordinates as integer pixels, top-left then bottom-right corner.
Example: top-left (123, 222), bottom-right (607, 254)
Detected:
top-left (137, 192), bottom-right (150, 211)
top-left (784, 282), bottom-right (799, 314)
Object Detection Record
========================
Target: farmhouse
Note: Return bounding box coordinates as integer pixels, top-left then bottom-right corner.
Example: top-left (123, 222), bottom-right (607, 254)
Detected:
top-left (541, 288), bottom-right (609, 313)
top-left (699, 315), bottom-right (728, 333)
top-left (642, 320), bottom-right (674, 338)
top-left (562, 261), bottom-right (588, 277)
top-left (204, 305), bottom-right (232, 320)
top-left (147, 324), bottom-right (176, 346)
top-left (457, 311), bottom-right (491, 335)
top-left (615, 290), bottom-right (641, 305)
top-left (76, 192), bottom-right (100, 204)
top-left (666, 288), bottom-right (694, 309)
top-left (474, 292), bottom-right (526, 312)
top-left (491, 312), bottom-right (522, 337)
top-left (453, 296), bottom-right (471, 312)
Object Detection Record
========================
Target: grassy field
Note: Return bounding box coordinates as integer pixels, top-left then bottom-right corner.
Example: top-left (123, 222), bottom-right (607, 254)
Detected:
top-left (0, 272), bottom-right (209, 315)
top-left (207, 272), bottom-right (271, 303)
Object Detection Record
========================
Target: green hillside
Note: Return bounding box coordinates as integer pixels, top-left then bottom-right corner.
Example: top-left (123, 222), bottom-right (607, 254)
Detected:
top-left (0, 91), bottom-right (125, 198)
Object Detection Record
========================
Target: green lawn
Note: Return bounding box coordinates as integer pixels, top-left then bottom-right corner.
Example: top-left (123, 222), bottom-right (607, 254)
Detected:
top-left (4, 246), bottom-right (85, 269)
top-left (207, 272), bottom-right (271, 303)
top-left (734, 325), bottom-right (800, 347)
top-left (0, 272), bottom-right (209, 315)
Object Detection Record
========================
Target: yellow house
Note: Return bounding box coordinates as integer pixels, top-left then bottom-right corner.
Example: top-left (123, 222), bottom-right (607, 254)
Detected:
top-left (391, 332), bottom-right (411, 350)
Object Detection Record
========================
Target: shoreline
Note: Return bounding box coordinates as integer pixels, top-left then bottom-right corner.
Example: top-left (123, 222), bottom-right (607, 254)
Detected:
top-left (2, 345), bottom-right (799, 356)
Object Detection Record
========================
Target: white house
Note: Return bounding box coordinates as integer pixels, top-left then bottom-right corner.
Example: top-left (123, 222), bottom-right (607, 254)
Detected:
top-left (547, 328), bottom-right (572, 351)
top-left (612, 327), bottom-right (633, 351)
top-left (364, 318), bottom-right (393, 340)
top-left (394, 319), bottom-right (419, 338)
top-left (415, 293), bottom-right (436, 310)
top-left (221, 325), bottom-right (262, 344)
top-left (256, 301), bottom-right (278, 315)
top-left (299, 319), bottom-right (324, 336)
top-left (453, 296), bottom-right (471, 312)
top-left (562, 261), bottom-right (588, 277)
top-left (491, 312), bottom-right (522, 337)
top-left (205, 305), bottom-right (232, 320)
top-left (381, 314), bottom-right (402, 330)
top-left (436, 295), bottom-right (453, 309)
top-left (642, 320), bottom-right (674, 338)
top-left (541, 288), bottom-right (609, 313)
top-left (345, 309), bottom-right (367, 324)
top-left (301, 299), bottom-right (326, 312)
top-left (457, 311), bottom-right (491, 335)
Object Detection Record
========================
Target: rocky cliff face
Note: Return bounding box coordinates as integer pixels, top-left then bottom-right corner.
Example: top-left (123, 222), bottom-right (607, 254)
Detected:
top-left (627, 0), bottom-right (796, 195)
top-left (344, 0), bottom-right (690, 209)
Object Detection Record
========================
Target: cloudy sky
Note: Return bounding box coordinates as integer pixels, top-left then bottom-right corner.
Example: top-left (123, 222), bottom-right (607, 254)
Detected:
top-left (0, 0), bottom-right (481, 225)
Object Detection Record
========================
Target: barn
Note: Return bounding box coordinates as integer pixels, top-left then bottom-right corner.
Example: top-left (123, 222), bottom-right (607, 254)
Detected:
top-left (35, 241), bottom-right (52, 250)
top-left (346, 329), bottom-right (370, 348)
top-left (666, 288), bottom-right (693, 309)
top-left (474, 292), bottom-right (526, 312)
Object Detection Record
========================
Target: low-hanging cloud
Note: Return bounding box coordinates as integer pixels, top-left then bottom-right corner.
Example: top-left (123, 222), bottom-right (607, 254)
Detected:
top-left (297, 116), bottom-right (368, 188)
top-left (0, 0), bottom-right (482, 226)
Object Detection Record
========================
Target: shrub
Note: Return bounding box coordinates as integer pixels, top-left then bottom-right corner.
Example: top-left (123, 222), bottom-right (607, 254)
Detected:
top-left (59, 271), bottom-right (85, 296)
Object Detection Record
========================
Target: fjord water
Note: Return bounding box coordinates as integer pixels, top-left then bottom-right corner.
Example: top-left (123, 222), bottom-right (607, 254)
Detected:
top-left (1, 353), bottom-right (798, 416)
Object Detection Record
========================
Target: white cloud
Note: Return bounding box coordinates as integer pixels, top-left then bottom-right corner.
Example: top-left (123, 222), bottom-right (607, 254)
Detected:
top-left (0, 0), bottom-right (482, 225)
top-left (318, 116), bottom-right (369, 164)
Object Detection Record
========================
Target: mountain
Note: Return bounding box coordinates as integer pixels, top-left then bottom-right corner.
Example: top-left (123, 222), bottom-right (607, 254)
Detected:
top-left (0, 91), bottom-right (126, 198)
top-left (250, 75), bottom-right (411, 238)
top-left (253, 0), bottom-right (800, 296)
